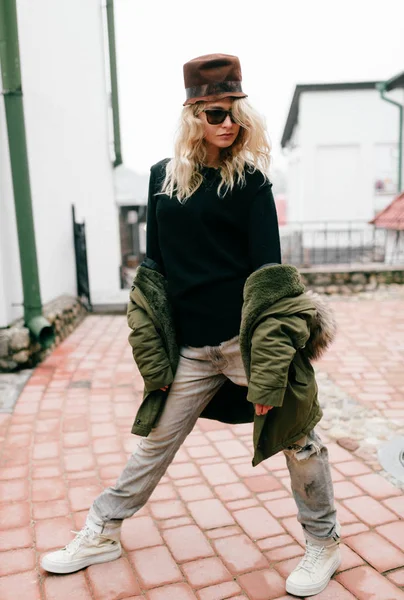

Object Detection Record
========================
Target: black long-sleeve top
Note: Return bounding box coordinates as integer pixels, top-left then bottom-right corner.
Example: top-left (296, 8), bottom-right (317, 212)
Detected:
top-left (146, 159), bottom-right (282, 347)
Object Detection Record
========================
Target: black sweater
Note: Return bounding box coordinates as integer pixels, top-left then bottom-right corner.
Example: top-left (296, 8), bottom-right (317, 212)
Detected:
top-left (146, 159), bottom-right (282, 347)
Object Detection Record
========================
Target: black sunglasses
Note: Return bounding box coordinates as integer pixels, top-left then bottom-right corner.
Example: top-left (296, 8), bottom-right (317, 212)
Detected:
top-left (202, 109), bottom-right (237, 125)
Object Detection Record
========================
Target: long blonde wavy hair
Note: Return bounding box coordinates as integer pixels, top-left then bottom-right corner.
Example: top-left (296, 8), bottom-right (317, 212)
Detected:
top-left (161, 98), bottom-right (271, 202)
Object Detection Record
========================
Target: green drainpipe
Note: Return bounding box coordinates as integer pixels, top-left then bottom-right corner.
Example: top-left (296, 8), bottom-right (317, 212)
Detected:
top-left (106, 0), bottom-right (122, 168)
top-left (0, 0), bottom-right (54, 348)
top-left (376, 82), bottom-right (403, 193)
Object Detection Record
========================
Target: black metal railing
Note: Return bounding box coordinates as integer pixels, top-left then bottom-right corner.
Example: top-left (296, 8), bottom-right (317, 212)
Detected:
top-left (72, 205), bottom-right (92, 310)
top-left (280, 220), bottom-right (404, 267)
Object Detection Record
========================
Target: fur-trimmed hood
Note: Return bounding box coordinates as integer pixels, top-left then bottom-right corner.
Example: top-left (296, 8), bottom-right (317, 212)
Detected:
top-left (242, 264), bottom-right (336, 361)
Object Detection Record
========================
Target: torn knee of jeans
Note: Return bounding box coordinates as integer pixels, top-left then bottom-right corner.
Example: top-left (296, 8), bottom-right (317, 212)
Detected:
top-left (285, 438), bottom-right (322, 461)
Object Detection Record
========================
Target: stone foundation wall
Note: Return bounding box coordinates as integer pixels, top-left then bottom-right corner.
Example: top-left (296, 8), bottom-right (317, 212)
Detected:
top-left (0, 296), bottom-right (87, 372)
top-left (300, 266), bottom-right (404, 294)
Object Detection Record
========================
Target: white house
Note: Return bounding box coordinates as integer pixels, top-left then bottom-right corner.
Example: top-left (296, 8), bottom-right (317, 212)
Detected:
top-left (280, 75), bottom-right (404, 265)
top-left (281, 78), bottom-right (404, 224)
top-left (0, 0), bottom-right (127, 330)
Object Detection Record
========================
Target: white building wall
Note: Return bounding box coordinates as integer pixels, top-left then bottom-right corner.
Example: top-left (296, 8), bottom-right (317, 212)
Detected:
top-left (17, 0), bottom-right (121, 307)
top-left (0, 0), bottom-right (121, 327)
top-left (286, 89), bottom-right (400, 223)
top-left (0, 99), bottom-right (24, 328)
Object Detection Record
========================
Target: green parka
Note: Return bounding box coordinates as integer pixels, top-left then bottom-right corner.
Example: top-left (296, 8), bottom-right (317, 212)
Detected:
top-left (127, 261), bottom-right (336, 466)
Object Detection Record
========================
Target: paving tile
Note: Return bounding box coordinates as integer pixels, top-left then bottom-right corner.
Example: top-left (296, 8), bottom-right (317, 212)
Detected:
top-left (280, 517), bottom-right (305, 545)
top-left (0, 548), bottom-right (36, 576)
top-left (158, 516), bottom-right (193, 529)
top-left (0, 478), bottom-right (28, 503)
top-left (44, 571), bottom-right (93, 599)
top-left (376, 521), bottom-right (404, 551)
top-left (213, 534), bottom-right (269, 574)
top-left (382, 496), bottom-right (404, 519)
top-left (264, 497), bottom-right (297, 518)
top-left (32, 499), bottom-right (70, 520)
top-left (387, 568), bottom-right (404, 586)
top-left (175, 476), bottom-right (204, 487)
top-left (0, 526), bottom-right (33, 551)
top-left (353, 473), bottom-right (402, 499)
top-left (326, 443), bottom-right (354, 463)
top-left (234, 506), bottom-right (284, 539)
top-left (337, 543), bottom-right (365, 572)
top-left (182, 556), bottom-right (232, 588)
top-left (31, 479), bottom-right (66, 502)
top-left (197, 580), bottom-right (242, 600)
top-left (163, 525), bottom-right (214, 562)
top-left (149, 500), bottom-right (186, 520)
top-left (206, 526), bottom-right (242, 539)
top-left (200, 463), bottom-right (238, 485)
top-left (68, 483), bottom-right (102, 512)
top-left (309, 579), bottom-right (357, 599)
top-left (257, 534), bottom-right (295, 551)
top-left (257, 489), bottom-right (289, 502)
top-left (238, 568), bottom-right (286, 600)
top-left (33, 441), bottom-right (60, 460)
top-left (342, 522), bottom-right (369, 536)
top-left (35, 516), bottom-right (74, 551)
top-left (147, 583), bottom-right (197, 599)
top-left (0, 501), bottom-right (30, 530)
top-left (121, 515), bottom-right (163, 550)
top-left (64, 452), bottom-right (95, 472)
top-left (333, 480), bottom-right (364, 499)
top-left (167, 463), bottom-right (199, 479)
top-left (226, 498), bottom-right (259, 511)
top-left (265, 543), bottom-right (304, 562)
top-left (188, 499), bottom-right (234, 529)
top-left (244, 475), bottom-right (283, 492)
top-left (0, 570), bottom-right (40, 600)
top-left (187, 445), bottom-right (218, 458)
top-left (214, 482), bottom-right (250, 501)
top-left (149, 483), bottom-right (178, 501)
top-left (333, 461), bottom-right (372, 476)
top-left (273, 556), bottom-right (301, 578)
top-left (87, 556), bottom-right (141, 598)
top-left (214, 439), bottom-right (250, 458)
top-left (129, 545), bottom-right (182, 588)
top-left (343, 496), bottom-right (397, 526)
top-left (345, 530), bottom-right (404, 572)
top-left (336, 565), bottom-right (404, 599)
top-left (32, 464), bottom-right (62, 479)
top-left (0, 465), bottom-right (28, 480)
top-left (177, 484), bottom-right (214, 502)
top-left (333, 500), bottom-right (359, 525)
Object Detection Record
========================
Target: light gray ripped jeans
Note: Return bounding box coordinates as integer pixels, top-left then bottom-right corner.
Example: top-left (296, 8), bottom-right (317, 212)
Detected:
top-left (89, 336), bottom-right (339, 545)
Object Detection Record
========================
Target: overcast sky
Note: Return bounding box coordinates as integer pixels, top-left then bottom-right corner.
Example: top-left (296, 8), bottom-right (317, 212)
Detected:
top-left (114, 0), bottom-right (404, 175)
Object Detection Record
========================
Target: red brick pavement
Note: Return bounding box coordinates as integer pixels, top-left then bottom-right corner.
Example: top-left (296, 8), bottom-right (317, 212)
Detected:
top-left (316, 298), bottom-right (404, 425)
top-left (0, 309), bottom-right (403, 600)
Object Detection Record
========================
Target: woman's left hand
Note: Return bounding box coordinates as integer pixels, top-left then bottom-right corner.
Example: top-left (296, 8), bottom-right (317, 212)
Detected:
top-left (255, 404), bottom-right (273, 416)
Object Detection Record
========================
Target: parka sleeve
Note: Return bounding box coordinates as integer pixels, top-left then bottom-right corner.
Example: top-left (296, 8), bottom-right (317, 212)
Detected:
top-left (247, 314), bottom-right (310, 408)
top-left (127, 290), bottom-right (174, 393)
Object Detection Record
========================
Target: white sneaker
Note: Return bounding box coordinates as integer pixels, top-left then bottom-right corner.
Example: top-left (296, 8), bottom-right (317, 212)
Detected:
top-left (285, 540), bottom-right (341, 597)
top-left (41, 525), bottom-right (122, 574)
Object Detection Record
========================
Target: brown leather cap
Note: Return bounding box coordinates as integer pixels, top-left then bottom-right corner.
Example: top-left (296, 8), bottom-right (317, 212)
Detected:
top-left (183, 53), bottom-right (247, 106)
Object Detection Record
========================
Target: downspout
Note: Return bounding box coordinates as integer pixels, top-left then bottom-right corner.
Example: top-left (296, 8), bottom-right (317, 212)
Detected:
top-left (376, 82), bottom-right (403, 193)
top-left (105, 0), bottom-right (122, 167)
top-left (0, 0), bottom-right (54, 348)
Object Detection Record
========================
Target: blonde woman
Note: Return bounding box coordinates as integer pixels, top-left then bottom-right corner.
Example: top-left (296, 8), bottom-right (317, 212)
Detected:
top-left (42, 54), bottom-right (340, 597)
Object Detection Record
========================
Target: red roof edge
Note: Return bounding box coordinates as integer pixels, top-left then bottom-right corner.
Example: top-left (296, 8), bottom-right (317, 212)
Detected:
top-left (370, 191), bottom-right (404, 230)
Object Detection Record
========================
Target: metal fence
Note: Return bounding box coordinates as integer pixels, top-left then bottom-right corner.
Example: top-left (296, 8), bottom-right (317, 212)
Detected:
top-left (280, 221), bottom-right (404, 267)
